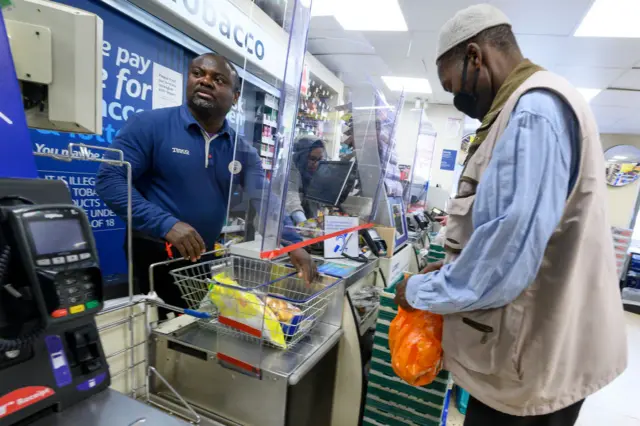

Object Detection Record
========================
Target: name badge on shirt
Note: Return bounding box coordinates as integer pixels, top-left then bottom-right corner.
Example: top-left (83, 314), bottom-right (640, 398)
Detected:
top-left (228, 160), bottom-right (242, 174)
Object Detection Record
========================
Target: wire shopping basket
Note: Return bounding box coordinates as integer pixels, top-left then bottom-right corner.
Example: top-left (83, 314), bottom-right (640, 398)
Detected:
top-left (170, 255), bottom-right (341, 349)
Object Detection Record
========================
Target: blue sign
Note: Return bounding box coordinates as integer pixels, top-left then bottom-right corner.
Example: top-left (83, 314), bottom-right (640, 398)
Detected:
top-left (440, 149), bottom-right (457, 171)
top-left (28, 0), bottom-right (256, 280)
top-left (0, 9), bottom-right (38, 179)
top-left (30, 0), bottom-right (193, 278)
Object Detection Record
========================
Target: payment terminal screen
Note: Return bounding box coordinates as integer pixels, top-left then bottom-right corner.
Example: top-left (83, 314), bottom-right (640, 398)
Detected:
top-left (29, 219), bottom-right (88, 255)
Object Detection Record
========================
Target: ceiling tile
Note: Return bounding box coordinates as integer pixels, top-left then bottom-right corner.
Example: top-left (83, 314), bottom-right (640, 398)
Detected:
top-left (307, 30), bottom-right (375, 56)
top-left (590, 105), bottom-right (636, 129)
top-left (490, 0), bottom-right (593, 36)
top-left (399, 0), bottom-right (478, 32)
top-left (516, 35), bottom-right (640, 69)
top-left (600, 123), bottom-right (640, 135)
top-left (611, 70), bottom-right (640, 91)
top-left (317, 54), bottom-right (391, 78)
top-left (308, 16), bottom-right (343, 32)
top-left (592, 90), bottom-right (640, 109)
top-left (547, 65), bottom-right (626, 90)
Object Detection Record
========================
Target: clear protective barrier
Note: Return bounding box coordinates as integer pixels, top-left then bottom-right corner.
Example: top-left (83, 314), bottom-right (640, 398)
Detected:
top-left (405, 110), bottom-right (438, 210)
top-left (259, 0), bottom-right (314, 253)
top-left (260, 69), bottom-right (412, 259)
top-left (212, 0), bottom-right (317, 373)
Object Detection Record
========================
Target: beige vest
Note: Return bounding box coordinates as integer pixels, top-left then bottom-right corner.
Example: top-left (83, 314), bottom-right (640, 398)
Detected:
top-left (443, 71), bottom-right (627, 416)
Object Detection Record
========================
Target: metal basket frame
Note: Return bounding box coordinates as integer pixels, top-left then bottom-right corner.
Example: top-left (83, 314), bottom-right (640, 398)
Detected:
top-left (170, 255), bottom-right (341, 349)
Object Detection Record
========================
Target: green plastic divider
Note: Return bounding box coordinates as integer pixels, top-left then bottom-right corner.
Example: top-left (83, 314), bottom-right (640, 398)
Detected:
top-left (371, 360), bottom-right (448, 393)
top-left (367, 383), bottom-right (444, 419)
top-left (366, 396), bottom-right (441, 426)
top-left (369, 370), bottom-right (446, 403)
top-left (364, 408), bottom-right (412, 426)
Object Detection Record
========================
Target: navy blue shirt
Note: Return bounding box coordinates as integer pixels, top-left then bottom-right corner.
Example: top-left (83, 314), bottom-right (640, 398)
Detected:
top-left (96, 105), bottom-right (300, 248)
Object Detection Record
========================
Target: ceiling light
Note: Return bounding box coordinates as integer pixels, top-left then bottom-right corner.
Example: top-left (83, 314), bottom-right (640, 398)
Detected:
top-left (382, 76), bottom-right (432, 94)
top-left (575, 0), bottom-right (640, 38)
top-left (613, 155), bottom-right (628, 160)
top-left (310, 0), bottom-right (337, 17)
top-left (577, 88), bottom-right (601, 102)
top-left (333, 0), bottom-right (407, 31)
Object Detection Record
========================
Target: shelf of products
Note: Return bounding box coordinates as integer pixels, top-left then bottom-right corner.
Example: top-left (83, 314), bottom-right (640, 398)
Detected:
top-left (296, 73), bottom-right (337, 139)
top-left (251, 92), bottom-right (281, 178)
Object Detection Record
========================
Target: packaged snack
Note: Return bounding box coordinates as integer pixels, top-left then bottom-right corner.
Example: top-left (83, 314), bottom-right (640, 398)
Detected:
top-left (266, 297), bottom-right (302, 324)
top-left (208, 272), bottom-right (287, 348)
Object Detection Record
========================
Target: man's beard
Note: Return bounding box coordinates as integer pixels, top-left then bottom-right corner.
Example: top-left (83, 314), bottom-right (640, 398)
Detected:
top-left (191, 96), bottom-right (216, 110)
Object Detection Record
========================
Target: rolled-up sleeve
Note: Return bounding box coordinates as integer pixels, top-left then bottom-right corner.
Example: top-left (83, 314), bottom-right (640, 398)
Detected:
top-left (405, 91), bottom-right (576, 314)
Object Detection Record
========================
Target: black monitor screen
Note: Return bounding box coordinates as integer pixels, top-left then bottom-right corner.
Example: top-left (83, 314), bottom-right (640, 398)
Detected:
top-left (29, 219), bottom-right (88, 255)
top-left (304, 161), bottom-right (354, 206)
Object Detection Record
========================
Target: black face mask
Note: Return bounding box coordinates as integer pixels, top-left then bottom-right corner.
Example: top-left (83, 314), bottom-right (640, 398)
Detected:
top-left (453, 55), bottom-right (481, 119)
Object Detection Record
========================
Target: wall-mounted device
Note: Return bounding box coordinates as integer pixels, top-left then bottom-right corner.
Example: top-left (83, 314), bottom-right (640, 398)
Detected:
top-left (361, 228), bottom-right (387, 257)
top-left (3, 0), bottom-right (103, 133)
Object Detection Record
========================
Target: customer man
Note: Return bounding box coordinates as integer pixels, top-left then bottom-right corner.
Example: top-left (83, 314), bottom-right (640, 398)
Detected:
top-left (395, 4), bottom-right (626, 425)
top-left (97, 53), bottom-right (315, 314)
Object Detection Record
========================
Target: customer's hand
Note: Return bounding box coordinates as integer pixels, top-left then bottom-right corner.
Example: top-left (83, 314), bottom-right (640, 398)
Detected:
top-left (435, 216), bottom-right (448, 226)
top-left (165, 222), bottom-right (206, 262)
top-left (394, 262), bottom-right (445, 310)
top-left (420, 261), bottom-right (444, 274)
top-left (289, 248), bottom-right (318, 285)
top-left (394, 276), bottom-right (415, 312)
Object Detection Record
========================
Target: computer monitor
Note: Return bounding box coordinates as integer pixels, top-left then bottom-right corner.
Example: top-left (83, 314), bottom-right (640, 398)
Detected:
top-left (304, 161), bottom-right (356, 207)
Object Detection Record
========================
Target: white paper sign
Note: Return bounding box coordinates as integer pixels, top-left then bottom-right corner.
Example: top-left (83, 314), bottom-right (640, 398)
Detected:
top-left (445, 117), bottom-right (462, 138)
top-left (324, 216), bottom-right (359, 259)
top-left (152, 63), bottom-right (183, 110)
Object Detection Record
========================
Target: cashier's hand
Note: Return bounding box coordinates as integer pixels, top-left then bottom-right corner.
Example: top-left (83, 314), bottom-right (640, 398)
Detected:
top-left (289, 248), bottom-right (318, 285)
top-left (394, 262), bottom-right (444, 311)
top-left (165, 222), bottom-right (206, 262)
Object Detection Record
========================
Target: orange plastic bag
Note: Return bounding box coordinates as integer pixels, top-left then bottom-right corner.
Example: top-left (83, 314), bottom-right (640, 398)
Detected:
top-left (388, 307), bottom-right (443, 386)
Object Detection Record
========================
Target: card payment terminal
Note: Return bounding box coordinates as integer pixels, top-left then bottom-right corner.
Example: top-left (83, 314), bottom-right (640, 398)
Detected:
top-left (0, 196), bottom-right (110, 425)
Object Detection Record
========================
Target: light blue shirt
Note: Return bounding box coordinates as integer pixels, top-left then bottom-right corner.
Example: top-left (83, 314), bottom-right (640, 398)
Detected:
top-left (406, 90), bottom-right (579, 314)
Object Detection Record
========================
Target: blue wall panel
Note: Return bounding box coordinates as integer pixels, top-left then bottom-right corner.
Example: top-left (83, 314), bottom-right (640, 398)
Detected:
top-left (30, 0), bottom-right (195, 279)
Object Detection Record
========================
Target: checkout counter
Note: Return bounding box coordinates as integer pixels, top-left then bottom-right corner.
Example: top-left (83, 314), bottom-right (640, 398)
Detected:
top-left (0, 175), bottom-right (401, 426)
top-left (0, 1), bottom-right (432, 424)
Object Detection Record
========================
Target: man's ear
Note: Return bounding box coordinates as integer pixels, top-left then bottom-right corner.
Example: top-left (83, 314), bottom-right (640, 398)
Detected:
top-left (233, 90), bottom-right (241, 105)
top-left (466, 43), bottom-right (483, 69)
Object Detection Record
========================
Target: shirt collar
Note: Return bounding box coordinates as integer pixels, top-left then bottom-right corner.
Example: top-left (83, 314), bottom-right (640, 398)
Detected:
top-left (180, 104), bottom-right (233, 139)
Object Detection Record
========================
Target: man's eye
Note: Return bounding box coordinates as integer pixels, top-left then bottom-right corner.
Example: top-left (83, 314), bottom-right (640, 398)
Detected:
top-left (215, 76), bottom-right (226, 84)
top-left (192, 70), bottom-right (201, 77)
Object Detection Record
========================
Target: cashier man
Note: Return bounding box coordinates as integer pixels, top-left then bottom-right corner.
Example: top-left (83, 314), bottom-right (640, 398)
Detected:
top-left (395, 5), bottom-right (626, 426)
top-left (96, 53), bottom-right (316, 313)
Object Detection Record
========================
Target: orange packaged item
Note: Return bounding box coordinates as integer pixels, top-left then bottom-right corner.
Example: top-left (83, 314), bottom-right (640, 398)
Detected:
top-left (388, 307), bottom-right (444, 386)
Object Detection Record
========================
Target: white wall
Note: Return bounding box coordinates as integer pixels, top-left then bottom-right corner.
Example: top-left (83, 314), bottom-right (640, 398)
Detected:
top-left (394, 102), bottom-right (465, 195)
top-left (601, 134), bottom-right (640, 229)
top-left (395, 105), bottom-right (640, 228)
top-left (394, 102), bottom-right (421, 166)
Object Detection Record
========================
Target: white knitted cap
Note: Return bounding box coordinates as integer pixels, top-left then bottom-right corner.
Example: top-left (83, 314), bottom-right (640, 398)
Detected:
top-left (436, 4), bottom-right (511, 60)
